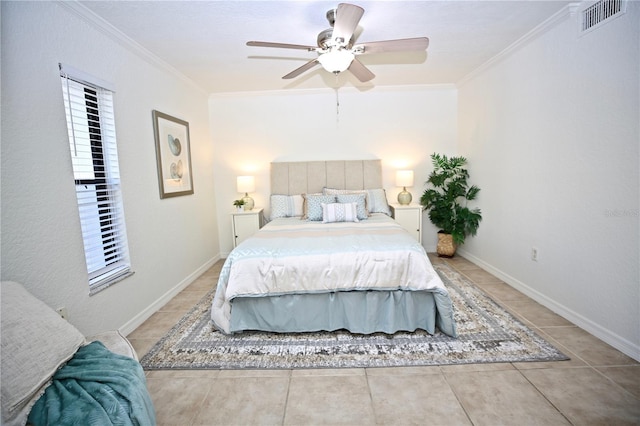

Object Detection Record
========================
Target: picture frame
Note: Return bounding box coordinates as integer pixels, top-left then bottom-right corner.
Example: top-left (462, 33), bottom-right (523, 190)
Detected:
top-left (152, 110), bottom-right (194, 198)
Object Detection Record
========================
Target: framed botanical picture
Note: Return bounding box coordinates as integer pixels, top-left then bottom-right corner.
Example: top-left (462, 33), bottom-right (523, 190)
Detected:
top-left (152, 110), bottom-right (194, 198)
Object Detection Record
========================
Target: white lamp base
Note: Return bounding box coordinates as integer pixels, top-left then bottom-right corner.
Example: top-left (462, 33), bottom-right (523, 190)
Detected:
top-left (397, 188), bottom-right (412, 205)
top-left (242, 194), bottom-right (254, 210)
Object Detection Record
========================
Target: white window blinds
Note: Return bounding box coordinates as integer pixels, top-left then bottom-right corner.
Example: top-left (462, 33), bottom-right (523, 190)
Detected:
top-left (60, 64), bottom-right (132, 294)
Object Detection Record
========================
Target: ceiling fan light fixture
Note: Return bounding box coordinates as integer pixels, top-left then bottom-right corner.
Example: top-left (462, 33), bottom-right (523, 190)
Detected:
top-left (247, 3), bottom-right (429, 83)
top-left (318, 49), bottom-right (354, 74)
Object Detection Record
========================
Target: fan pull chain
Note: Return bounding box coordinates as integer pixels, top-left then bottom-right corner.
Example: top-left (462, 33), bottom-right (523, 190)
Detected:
top-left (335, 73), bottom-right (340, 124)
top-left (336, 89), bottom-right (340, 124)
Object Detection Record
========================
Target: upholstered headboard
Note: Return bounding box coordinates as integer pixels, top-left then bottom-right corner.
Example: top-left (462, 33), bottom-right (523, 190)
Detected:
top-left (271, 160), bottom-right (382, 195)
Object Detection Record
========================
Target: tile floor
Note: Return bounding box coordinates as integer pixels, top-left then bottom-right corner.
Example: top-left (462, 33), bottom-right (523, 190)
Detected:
top-left (128, 256), bottom-right (640, 425)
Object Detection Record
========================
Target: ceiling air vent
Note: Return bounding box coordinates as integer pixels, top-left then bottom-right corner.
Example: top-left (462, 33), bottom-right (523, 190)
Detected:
top-left (580, 0), bottom-right (626, 33)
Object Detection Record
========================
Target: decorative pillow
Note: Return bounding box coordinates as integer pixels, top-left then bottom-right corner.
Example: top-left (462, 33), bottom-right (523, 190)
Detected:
top-left (322, 186), bottom-right (367, 195)
top-left (270, 194), bottom-right (304, 220)
top-left (323, 187), bottom-right (392, 216)
top-left (304, 194), bottom-right (337, 221)
top-left (322, 202), bottom-right (359, 223)
top-left (336, 193), bottom-right (368, 220)
top-left (323, 188), bottom-right (368, 210)
top-left (301, 192), bottom-right (322, 220)
top-left (323, 187), bottom-right (366, 196)
top-left (1, 281), bottom-right (86, 426)
top-left (365, 188), bottom-right (392, 216)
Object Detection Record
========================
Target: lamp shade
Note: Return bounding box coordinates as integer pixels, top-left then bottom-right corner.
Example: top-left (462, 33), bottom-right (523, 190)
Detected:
top-left (396, 170), bottom-right (414, 188)
top-left (318, 49), bottom-right (354, 73)
top-left (236, 176), bottom-right (255, 193)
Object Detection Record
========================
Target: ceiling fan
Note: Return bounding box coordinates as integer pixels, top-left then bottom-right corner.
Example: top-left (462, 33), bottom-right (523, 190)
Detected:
top-left (246, 3), bottom-right (429, 83)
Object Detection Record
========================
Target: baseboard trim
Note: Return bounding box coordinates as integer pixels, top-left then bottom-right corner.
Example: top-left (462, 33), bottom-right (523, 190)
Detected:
top-left (119, 255), bottom-right (220, 336)
top-left (456, 248), bottom-right (640, 362)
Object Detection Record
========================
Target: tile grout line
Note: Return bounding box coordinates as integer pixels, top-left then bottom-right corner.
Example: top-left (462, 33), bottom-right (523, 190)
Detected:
top-left (280, 371), bottom-right (292, 426)
top-left (188, 377), bottom-right (217, 426)
top-left (363, 369), bottom-right (380, 425)
top-left (516, 367), bottom-right (575, 425)
top-left (589, 365), bottom-right (640, 402)
top-left (439, 366), bottom-right (476, 425)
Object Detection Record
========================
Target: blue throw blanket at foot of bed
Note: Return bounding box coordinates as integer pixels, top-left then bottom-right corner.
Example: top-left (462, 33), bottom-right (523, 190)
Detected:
top-left (28, 341), bottom-right (156, 426)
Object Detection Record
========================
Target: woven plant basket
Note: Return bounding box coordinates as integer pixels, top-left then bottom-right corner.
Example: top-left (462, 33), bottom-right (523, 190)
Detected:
top-left (437, 232), bottom-right (457, 257)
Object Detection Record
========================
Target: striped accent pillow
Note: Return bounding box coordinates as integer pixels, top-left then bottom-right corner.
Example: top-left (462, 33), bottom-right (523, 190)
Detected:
top-left (321, 202), bottom-right (359, 223)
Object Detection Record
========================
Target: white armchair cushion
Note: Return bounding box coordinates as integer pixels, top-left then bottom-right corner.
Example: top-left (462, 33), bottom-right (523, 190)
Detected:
top-left (1, 281), bottom-right (85, 426)
top-left (87, 330), bottom-right (138, 361)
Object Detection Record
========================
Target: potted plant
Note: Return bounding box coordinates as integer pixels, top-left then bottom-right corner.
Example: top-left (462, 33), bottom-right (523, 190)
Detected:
top-left (420, 153), bottom-right (482, 257)
top-left (233, 199), bottom-right (245, 212)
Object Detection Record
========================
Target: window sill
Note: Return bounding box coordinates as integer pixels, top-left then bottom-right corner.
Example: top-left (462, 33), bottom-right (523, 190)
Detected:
top-left (89, 270), bottom-right (135, 296)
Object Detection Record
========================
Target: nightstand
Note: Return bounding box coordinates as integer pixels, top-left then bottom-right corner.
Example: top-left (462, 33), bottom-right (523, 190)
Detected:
top-left (390, 203), bottom-right (422, 243)
top-left (231, 207), bottom-right (264, 248)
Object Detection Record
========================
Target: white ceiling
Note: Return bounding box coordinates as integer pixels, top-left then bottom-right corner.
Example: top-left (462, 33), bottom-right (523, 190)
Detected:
top-left (78, 1), bottom-right (572, 93)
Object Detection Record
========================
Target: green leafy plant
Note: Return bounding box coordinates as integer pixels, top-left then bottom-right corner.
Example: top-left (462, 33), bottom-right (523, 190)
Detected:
top-left (233, 199), bottom-right (245, 207)
top-left (420, 153), bottom-right (482, 245)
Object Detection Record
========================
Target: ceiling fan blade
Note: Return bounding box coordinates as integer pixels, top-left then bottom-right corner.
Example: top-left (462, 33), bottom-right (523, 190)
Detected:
top-left (332, 3), bottom-right (364, 45)
top-left (354, 37), bottom-right (429, 55)
top-left (282, 59), bottom-right (320, 79)
top-left (348, 58), bottom-right (375, 82)
top-left (247, 41), bottom-right (317, 51)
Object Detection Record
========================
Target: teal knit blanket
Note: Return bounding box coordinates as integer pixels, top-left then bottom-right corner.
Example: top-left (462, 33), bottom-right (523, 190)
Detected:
top-left (28, 341), bottom-right (155, 426)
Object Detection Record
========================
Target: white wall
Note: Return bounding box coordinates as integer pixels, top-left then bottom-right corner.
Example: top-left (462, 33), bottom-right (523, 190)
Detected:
top-left (1, 2), bottom-right (218, 336)
top-left (209, 86), bottom-right (458, 254)
top-left (457, 4), bottom-right (639, 359)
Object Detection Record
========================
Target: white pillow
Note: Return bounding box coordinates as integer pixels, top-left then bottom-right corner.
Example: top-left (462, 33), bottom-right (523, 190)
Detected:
top-left (322, 202), bottom-right (360, 223)
top-left (1, 281), bottom-right (86, 426)
top-left (270, 194), bottom-right (304, 220)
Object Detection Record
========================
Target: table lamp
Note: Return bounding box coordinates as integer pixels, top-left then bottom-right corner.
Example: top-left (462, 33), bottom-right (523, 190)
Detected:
top-left (396, 170), bottom-right (414, 205)
top-left (236, 176), bottom-right (255, 210)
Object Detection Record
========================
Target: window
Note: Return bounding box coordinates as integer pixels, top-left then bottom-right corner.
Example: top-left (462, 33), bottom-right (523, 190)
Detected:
top-left (59, 64), bottom-right (132, 294)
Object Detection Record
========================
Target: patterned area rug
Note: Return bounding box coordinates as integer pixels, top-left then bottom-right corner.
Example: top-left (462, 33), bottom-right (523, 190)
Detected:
top-left (140, 263), bottom-right (569, 369)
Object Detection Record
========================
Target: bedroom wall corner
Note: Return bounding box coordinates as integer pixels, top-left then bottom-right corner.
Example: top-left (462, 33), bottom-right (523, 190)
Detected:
top-left (456, 3), bottom-right (640, 360)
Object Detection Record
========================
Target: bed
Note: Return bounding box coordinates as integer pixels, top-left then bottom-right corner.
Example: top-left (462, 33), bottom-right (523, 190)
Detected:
top-left (211, 160), bottom-right (457, 337)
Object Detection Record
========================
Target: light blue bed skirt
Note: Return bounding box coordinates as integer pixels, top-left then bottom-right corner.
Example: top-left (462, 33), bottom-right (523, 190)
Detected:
top-left (230, 289), bottom-right (456, 336)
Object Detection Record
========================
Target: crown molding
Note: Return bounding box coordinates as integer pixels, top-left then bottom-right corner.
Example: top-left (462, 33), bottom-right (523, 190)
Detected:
top-left (457, 2), bottom-right (581, 87)
top-left (57, 0), bottom-right (207, 94)
top-left (209, 83), bottom-right (458, 99)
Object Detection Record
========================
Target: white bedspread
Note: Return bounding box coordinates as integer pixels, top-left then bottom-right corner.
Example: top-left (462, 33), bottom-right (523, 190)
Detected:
top-left (211, 214), bottom-right (451, 334)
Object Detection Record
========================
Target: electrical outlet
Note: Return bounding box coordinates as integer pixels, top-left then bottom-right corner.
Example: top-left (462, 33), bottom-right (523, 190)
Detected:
top-left (56, 307), bottom-right (68, 320)
top-left (531, 247), bottom-right (538, 262)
